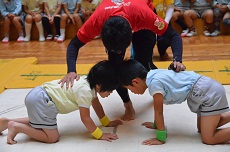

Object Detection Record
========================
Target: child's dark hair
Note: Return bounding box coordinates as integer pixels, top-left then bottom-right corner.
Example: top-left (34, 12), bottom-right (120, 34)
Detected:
top-left (87, 60), bottom-right (118, 92)
top-left (118, 59), bottom-right (148, 86)
top-left (101, 16), bottom-right (132, 54)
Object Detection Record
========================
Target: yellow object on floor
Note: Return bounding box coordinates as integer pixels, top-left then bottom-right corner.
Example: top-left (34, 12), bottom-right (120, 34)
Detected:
top-left (0, 57), bottom-right (37, 93)
top-left (0, 57), bottom-right (229, 93)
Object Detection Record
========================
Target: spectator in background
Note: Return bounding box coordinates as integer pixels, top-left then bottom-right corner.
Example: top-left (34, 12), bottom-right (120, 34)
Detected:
top-left (22, 0), bottom-right (45, 42)
top-left (0, 0), bottom-right (24, 43)
top-left (42, 0), bottom-right (62, 41)
top-left (152, 0), bottom-right (174, 60)
top-left (81, 0), bottom-right (101, 22)
top-left (183, 0), bottom-right (214, 37)
top-left (211, 0), bottom-right (230, 36)
top-left (57, 0), bottom-right (84, 42)
top-left (171, 0), bottom-right (191, 37)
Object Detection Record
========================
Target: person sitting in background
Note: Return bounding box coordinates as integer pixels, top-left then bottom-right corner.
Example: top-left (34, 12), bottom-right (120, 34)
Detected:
top-left (184, 0), bottom-right (214, 37)
top-left (57, 0), bottom-right (84, 42)
top-left (0, 0), bottom-right (24, 43)
top-left (171, 0), bottom-right (191, 36)
top-left (153, 0), bottom-right (174, 60)
top-left (22, 0), bottom-right (45, 42)
top-left (211, 0), bottom-right (230, 36)
top-left (42, 0), bottom-right (62, 41)
top-left (81, 0), bottom-right (101, 22)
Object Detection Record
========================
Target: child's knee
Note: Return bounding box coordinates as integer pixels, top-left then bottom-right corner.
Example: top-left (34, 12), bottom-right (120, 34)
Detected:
top-left (222, 18), bottom-right (230, 25)
top-left (61, 14), bottom-right (68, 20)
top-left (47, 137), bottom-right (59, 143)
top-left (202, 137), bottom-right (216, 145)
top-left (4, 17), bottom-right (11, 23)
top-left (213, 8), bottom-right (222, 17)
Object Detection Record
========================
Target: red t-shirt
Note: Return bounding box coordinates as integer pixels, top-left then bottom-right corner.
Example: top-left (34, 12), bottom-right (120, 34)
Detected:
top-left (77, 0), bottom-right (168, 44)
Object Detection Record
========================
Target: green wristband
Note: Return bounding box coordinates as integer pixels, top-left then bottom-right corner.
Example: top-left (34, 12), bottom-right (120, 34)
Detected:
top-left (153, 121), bottom-right (157, 128)
top-left (156, 129), bottom-right (167, 142)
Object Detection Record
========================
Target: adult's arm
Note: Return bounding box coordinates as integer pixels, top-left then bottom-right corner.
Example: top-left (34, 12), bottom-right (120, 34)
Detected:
top-left (161, 26), bottom-right (186, 71)
top-left (59, 36), bottom-right (85, 88)
top-left (67, 36), bottom-right (85, 73)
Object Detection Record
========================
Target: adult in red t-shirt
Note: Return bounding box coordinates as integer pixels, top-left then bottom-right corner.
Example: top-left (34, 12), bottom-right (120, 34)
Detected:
top-left (59, 0), bottom-right (186, 121)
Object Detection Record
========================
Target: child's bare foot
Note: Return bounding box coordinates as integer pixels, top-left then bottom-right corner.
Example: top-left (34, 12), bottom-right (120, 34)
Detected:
top-left (121, 101), bottom-right (135, 121)
top-left (142, 122), bottom-right (156, 129)
top-left (7, 121), bottom-right (18, 144)
top-left (0, 117), bottom-right (9, 135)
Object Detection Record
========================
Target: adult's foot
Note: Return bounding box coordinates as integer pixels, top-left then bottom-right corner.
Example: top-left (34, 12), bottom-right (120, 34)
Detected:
top-left (121, 101), bottom-right (135, 121)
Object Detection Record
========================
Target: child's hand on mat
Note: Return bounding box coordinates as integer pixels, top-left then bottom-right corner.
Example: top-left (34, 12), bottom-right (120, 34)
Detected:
top-left (100, 133), bottom-right (118, 142)
top-left (142, 122), bottom-right (156, 129)
top-left (142, 138), bottom-right (165, 145)
top-left (107, 119), bottom-right (123, 127)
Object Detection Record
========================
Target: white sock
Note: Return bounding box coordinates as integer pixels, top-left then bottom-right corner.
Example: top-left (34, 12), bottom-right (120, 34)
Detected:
top-left (60, 29), bottom-right (65, 38)
top-left (35, 21), bottom-right (45, 41)
top-left (24, 23), bottom-right (32, 41)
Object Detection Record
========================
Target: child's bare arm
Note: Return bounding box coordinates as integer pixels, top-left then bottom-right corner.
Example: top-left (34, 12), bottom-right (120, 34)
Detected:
top-left (74, 3), bottom-right (81, 14)
top-left (92, 98), bottom-right (123, 127)
top-left (153, 93), bottom-right (165, 131)
top-left (142, 93), bottom-right (165, 145)
top-left (36, 4), bottom-right (44, 14)
top-left (79, 106), bottom-right (119, 142)
top-left (63, 4), bottom-right (72, 18)
top-left (22, 5), bottom-right (32, 15)
top-left (44, 2), bottom-right (50, 17)
top-left (54, 4), bottom-right (62, 16)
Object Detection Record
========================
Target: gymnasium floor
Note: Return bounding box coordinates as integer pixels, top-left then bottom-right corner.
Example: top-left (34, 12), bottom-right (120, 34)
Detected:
top-left (0, 58), bottom-right (230, 152)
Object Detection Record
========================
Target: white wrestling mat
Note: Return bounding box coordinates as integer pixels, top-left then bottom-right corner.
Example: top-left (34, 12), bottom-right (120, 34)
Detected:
top-left (0, 87), bottom-right (230, 152)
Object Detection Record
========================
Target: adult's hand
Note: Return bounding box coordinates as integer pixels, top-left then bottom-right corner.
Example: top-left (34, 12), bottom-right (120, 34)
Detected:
top-left (58, 72), bottom-right (80, 89)
top-left (168, 61), bottom-right (186, 72)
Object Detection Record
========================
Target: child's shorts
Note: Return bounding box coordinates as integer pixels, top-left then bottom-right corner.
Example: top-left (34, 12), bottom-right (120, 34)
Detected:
top-left (187, 76), bottom-right (229, 116)
top-left (176, 6), bottom-right (190, 12)
top-left (193, 7), bottom-right (212, 18)
top-left (25, 86), bottom-right (58, 129)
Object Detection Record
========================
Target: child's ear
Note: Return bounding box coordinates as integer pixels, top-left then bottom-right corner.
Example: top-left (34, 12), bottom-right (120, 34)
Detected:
top-left (131, 78), bottom-right (139, 86)
top-left (95, 84), bottom-right (100, 92)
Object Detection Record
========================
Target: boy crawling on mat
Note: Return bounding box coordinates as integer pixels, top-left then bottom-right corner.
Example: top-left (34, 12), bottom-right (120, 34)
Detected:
top-left (117, 59), bottom-right (230, 145)
top-left (0, 60), bottom-right (122, 144)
